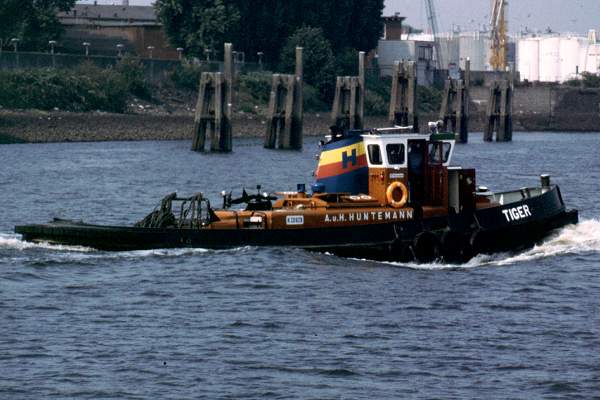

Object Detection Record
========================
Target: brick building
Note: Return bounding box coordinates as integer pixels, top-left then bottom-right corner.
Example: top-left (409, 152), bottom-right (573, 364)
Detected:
top-left (57, 3), bottom-right (179, 59)
top-left (382, 15), bottom-right (406, 41)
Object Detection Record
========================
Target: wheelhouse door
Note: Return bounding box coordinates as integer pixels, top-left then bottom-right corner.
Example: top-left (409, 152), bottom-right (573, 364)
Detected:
top-left (407, 139), bottom-right (427, 205)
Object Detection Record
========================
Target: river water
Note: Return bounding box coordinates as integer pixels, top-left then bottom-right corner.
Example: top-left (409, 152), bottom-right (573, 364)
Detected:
top-left (1, 132), bottom-right (599, 399)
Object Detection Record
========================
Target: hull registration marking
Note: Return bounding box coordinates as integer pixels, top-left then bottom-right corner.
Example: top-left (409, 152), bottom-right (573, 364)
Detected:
top-left (286, 215), bottom-right (304, 225)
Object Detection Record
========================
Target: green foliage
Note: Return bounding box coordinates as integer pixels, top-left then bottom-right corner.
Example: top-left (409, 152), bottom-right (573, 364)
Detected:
top-left (238, 72), bottom-right (271, 104)
top-left (364, 73), bottom-right (391, 116)
top-left (116, 56), bottom-right (152, 100)
top-left (364, 72), bottom-right (443, 116)
top-left (279, 27), bottom-right (336, 103)
top-left (0, 0), bottom-right (75, 51)
top-left (565, 72), bottom-right (600, 88)
top-left (365, 89), bottom-right (388, 116)
top-left (564, 78), bottom-right (580, 88)
top-left (334, 48), bottom-right (361, 77)
top-left (0, 63), bottom-right (128, 113)
top-left (417, 85), bottom-right (443, 113)
top-left (580, 72), bottom-right (600, 88)
top-left (237, 72), bottom-right (328, 114)
top-left (155, 0), bottom-right (383, 64)
top-left (303, 84), bottom-right (328, 112)
top-left (231, 0), bottom-right (383, 64)
top-left (166, 61), bottom-right (206, 92)
top-left (155, 0), bottom-right (240, 57)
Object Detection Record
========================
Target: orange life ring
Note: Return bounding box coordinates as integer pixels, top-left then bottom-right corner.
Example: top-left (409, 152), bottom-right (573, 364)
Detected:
top-left (386, 181), bottom-right (408, 208)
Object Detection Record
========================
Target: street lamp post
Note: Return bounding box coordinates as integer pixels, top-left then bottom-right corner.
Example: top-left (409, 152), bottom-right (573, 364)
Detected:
top-left (11, 38), bottom-right (19, 53)
top-left (11, 38), bottom-right (20, 68)
top-left (257, 51), bottom-right (264, 69)
top-left (236, 51), bottom-right (245, 64)
top-left (49, 40), bottom-right (57, 68)
top-left (82, 42), bottom-right (90, 57)
top-left (147, 45), bottom-right (156, 81)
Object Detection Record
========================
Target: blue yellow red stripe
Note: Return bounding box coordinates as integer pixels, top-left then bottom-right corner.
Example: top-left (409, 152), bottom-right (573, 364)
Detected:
top-left (314, 135), bottom-right (368, 194)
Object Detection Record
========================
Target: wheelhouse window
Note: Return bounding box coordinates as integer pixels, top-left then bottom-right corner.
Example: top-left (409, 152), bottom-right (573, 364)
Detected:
top-left (386, 143), bottom-right (405, 165)
top-left (367, 144), bottom-right (382, 165)
top-left (428, 142), bottom-right (451, 164)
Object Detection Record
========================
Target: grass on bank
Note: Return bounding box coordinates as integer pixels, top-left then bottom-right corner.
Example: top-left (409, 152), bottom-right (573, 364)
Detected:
top-left (0, 59), bottom-right (442, 116)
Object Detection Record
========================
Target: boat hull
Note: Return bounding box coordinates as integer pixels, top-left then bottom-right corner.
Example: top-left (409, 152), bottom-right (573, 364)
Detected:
top-left (15, 185), bottom-right (578, 262)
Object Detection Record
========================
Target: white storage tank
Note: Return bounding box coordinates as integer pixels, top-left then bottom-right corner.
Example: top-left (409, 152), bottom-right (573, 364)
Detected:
top-left (517, 37), bottom-right (540, 81)
top-left (584, 43), bottom-right (600, 74)
top-left (438, 36), bottom-right (460, 68)
top-left (458, 32), bottom-right (490, 71)
top-left (559, 37), bottom-right (582, 81)
top-left (539, 37), bottom-right (561, 82)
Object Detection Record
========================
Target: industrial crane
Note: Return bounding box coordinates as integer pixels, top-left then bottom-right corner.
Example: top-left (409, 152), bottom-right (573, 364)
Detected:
top-left (489, 0), bottom-right (508, 70)
top-left (424, 0), bottom-right (444, 69)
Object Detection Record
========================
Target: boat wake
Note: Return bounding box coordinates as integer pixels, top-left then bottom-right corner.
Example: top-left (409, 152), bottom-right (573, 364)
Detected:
top-left (0, 232), bottom-right (239, 261)
top-left (0, 232), bottom-right (94, 253)
top-left (3, 219), bottom-right (599, 267)
top-left (388, 219), bottom-right (600, 270)
top-left (494, 218), bottom-right (600, 266)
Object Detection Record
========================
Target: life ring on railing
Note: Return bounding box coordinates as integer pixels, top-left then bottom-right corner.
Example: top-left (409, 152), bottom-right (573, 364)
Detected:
top-left (386, 181), bottom-right (409, 209)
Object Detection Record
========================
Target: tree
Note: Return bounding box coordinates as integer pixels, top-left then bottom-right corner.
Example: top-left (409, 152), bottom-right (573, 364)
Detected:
top-left (155, 0), bottom-right (240, 57)
top-left (155, 0), bottom-right (384, 63)
top-left (0, 0), bottom-right (75, 51)
top-left (279, 27), bottom-right (336, 102)
top-left (232, 0), bottom-right (383, 63)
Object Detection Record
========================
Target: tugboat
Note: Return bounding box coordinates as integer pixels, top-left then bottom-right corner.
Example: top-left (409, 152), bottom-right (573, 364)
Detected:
top-left (15, 125), bottom-right (578, 263)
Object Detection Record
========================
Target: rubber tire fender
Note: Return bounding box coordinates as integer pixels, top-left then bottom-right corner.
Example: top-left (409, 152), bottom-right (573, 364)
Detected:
top-left (412, 231), bottom-right (441, 263)
top-left (389, 239), bottom-right (414, 263)
top-left (470, 229), bottom-right (493, 255)
top-left (441, 230), bottom-right (472, 264)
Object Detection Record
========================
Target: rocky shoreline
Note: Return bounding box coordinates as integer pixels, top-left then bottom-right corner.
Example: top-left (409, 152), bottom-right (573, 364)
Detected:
top-left (1, 108), bottom-right (598, 144)
top-left (0, 110), bottom-right (393, 143)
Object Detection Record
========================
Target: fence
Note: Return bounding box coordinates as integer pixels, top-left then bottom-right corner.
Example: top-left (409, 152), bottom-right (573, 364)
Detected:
top-left (0, 51), bottom-right (265, 82)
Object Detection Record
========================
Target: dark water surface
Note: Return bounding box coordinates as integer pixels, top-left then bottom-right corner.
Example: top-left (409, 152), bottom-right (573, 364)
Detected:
top-left (1, 133), bottom-right (599, 399)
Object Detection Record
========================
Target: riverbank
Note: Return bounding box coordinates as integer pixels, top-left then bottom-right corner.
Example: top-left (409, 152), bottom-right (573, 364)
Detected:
top-left (1, 107), bottom-right (599, 144)
top-left (0, 110), bottom-right (393, 143)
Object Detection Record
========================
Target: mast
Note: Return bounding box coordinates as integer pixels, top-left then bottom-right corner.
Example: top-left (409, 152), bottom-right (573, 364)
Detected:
top-left (424, 0), bottom-right (444, 69)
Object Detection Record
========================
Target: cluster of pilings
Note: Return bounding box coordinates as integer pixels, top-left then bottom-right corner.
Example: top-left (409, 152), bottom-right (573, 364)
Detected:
top-left (439, 59), bottom-right (470, 143)
top-left (191, 44), bottom-right (514, 152)
top-left (484, 79), bottom-right (513, 142)
top-left (191, 43), bottom-right (234, 152)
top-left (389, 61), bottom-right (418, 132)
top-left (330, 52), bottom-right (366, 132)
top-left (264, 47), bottom-right (304, 150)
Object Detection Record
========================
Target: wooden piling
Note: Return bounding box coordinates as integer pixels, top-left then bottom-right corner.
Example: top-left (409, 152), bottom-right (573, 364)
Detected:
top-left (264, 47), bottom-right (304, 150)
top-left (484, 78), bottom-right (513, 142)
top-left (388, 60), bottom-right (418, 132)
top-left (330, 51), bottom-right (365, 132)
top-left (191, 43), bottom-right (234, 152)
top-left (439, 58), bottom-right (470, 142)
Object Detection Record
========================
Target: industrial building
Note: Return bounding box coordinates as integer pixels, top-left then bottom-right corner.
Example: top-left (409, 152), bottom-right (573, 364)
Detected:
top-left (377, 27), bottom-right (515, 85)
top-left (517, 31), bottom-right (600, 82)
top-left (377, 35), bottom-right (435, 85)
top-left (57, 2), bottom-right (179, 59)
